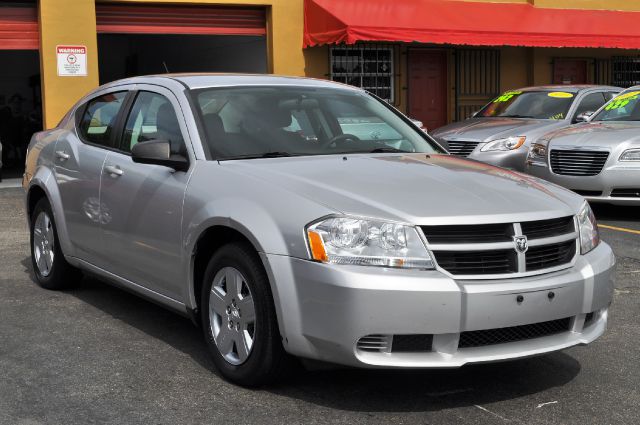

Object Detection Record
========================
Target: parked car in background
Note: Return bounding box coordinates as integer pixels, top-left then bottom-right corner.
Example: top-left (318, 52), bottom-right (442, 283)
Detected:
top-left (23, 75), bottom-right (614, 387)
top-left (527, 87), bottom-right (640, 205)
top-left (431, 85), bottom-right (621, 171)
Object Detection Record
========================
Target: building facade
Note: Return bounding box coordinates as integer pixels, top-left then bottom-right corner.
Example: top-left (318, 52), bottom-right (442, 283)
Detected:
top-left (1, 0), bottom-right (640, 174)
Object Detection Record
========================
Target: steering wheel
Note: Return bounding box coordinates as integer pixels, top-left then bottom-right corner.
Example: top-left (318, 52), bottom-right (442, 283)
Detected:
top-left (320, 133), bottom-right (360, 149)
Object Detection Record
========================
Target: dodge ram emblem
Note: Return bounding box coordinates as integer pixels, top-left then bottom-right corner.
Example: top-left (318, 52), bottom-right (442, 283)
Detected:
top-left (514, 236), bottom-right (528, 253)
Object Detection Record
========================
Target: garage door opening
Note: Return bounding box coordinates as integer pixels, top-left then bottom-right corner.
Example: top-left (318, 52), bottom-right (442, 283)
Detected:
top-left (96, 4), bottom-right (268, 84)
top-left (98, 34), bottom-right (268, 84)
top-left (0, 3), bottom-right (41, 181)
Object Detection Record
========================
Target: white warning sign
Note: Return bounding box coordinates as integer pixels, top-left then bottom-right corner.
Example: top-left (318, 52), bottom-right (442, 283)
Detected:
top-left (56, 45), bottom-right (87, 77)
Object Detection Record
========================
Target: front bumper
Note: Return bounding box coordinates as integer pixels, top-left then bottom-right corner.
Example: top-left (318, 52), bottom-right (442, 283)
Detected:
top-left (265, 242), bottom-right (615, 368)
top-left (526, 162), bottom-right (640, 205)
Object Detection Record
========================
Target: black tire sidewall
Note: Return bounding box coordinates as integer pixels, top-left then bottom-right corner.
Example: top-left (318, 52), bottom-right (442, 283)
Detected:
top-left (200, 242), bottom-right (284, 387)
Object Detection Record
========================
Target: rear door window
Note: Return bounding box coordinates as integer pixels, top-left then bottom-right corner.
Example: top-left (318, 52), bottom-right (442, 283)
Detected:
top-left (78, 92), bottom-right (127, 147)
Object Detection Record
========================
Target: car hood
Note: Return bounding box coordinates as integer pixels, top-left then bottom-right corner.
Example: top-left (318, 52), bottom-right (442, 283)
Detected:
top-left (431, 118), bottom-right (562, 143)
top-left (545, 121), bottom-right (640, 148)
top-left (220, 154), bottom-right (582, 224)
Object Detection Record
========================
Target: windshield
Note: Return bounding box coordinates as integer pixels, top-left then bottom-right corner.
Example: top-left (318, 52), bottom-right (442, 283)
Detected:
top-left (192, 86), bottom-right (443, 160)
top-left (592, 90), bottom-right (640, 122)
top-left (476, 90), bottom-right (576, 120)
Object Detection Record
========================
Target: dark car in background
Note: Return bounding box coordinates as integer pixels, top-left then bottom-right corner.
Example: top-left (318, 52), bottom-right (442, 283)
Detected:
top-left (431, 85), bottom-right (621, 170)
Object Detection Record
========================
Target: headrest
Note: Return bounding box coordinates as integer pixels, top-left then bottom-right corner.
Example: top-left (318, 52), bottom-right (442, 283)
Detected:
top-left (203, 113), bottom-right (225, 138)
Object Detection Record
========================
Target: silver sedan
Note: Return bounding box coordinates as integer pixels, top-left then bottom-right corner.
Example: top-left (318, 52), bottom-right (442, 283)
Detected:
top-left (527, 87), bottom-right (640, 205)
top-left (431, 85), bottom-right (621, 170)
top-left (23, 75), bottom-right (614, 386)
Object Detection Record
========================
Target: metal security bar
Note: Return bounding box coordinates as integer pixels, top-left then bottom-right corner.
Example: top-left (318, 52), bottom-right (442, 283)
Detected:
top-left (330, 44), bottom-right (395, 102)
top-left (596, 57), bottom-right (640, 88)
top-left (455, 49), bottom-right (500, 121)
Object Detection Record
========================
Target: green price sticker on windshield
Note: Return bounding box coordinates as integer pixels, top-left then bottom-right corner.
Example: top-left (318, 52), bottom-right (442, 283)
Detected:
top-left (494, 91), bottom-right (522, 103)
top-left (605, 91), bottom-right (640, 111)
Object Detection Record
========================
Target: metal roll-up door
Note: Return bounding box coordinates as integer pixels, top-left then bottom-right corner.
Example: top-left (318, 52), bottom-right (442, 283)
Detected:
top-left (95, 4), bottom-right (266, 36)
top-left (0, 6), bottom-right (39, 50)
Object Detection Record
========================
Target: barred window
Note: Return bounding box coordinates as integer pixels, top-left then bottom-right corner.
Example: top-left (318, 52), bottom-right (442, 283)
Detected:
top-left (330, 45), bottom-right (394, 103)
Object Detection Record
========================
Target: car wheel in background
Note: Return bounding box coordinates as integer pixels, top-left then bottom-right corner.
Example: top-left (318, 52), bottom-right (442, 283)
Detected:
top-left (201, 242), bottom-right (289, 387)
top-left (29, 198), bottom-right (81, 289)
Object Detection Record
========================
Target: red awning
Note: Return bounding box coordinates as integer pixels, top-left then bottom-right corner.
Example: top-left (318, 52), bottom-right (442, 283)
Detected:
top-left (304, 0), bottom-right (640, 49)
top-left (0, 7), bottom-right (39, 50)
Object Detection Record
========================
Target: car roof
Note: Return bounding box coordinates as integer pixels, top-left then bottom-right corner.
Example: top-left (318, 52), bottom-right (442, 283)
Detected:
top-left (514, 85), bottom-right (621, 93)
top-left (100, 73), bottom-right (363, 92)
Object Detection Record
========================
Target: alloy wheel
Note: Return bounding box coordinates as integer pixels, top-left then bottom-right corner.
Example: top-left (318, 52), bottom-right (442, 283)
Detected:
top-left (209, 267), bottom-right (256, 365)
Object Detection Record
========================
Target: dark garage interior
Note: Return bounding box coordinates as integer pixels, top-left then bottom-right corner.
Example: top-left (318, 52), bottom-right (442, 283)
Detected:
top-left (97, 34), bottom-right (268, 84)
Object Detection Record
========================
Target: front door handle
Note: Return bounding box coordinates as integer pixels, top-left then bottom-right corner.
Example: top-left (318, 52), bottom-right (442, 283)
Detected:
top-left (104, 164), bottom-right (124, 178)
top-left (55, 150), bottom-right (70, 161)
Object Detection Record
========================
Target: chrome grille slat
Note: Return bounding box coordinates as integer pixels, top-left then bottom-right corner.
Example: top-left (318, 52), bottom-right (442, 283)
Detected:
top-left (446, 140), bottom-right (480, 157)
top-left (550, 150), bottom-right (609, 176)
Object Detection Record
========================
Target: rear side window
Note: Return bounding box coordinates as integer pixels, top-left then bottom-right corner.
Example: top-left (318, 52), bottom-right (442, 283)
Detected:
top-left (78, 92), bottom-right (127, 147)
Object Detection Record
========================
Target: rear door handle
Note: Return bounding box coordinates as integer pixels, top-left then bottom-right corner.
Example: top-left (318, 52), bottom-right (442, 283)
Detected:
top-left (55, 150), bottom-right (70, 161)
top-left (104, 164), bottom-right (124, 177)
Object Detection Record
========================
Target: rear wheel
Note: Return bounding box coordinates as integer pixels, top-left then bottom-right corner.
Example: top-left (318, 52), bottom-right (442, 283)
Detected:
top-left (201, 242), bottom-right (289, 387)
top-left (30, 198), bottom-right (81, 289)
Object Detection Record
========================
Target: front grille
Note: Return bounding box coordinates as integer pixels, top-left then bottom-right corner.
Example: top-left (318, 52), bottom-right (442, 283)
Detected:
top-left (356, 335), bottom-right (390, 352)
top-left (433, 250), bottom-right (517, 275)
top-left (550, 149), bottom-right (609, 176)
top-left (421, 223), bottom-right (513, 244)
top-left (610, 188), bottom-right (640, 198)
top-left (446, 140), bottom-right (480, 157)
top-left (520, 216), bottom-right (574, 240)
top-left (458, 318), bottom-right (571, 348)
top-left (391, 335), bottom-right (433, 353)
top-left (526, 240), bottom-right (576, 271)
top-left (423, 217), bottom-right (576, 277)
top-left (572, 189), bottom-right (603, 197)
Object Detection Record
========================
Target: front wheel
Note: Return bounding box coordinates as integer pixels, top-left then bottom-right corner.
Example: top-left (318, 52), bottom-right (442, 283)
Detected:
top-left (201, 242), bottom-right (289, 387)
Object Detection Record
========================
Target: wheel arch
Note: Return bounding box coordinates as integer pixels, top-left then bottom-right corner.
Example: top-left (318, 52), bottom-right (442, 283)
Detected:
top-left (26, 170), bottom-right (75, 259)
top-left (188, 220), bottom-right (285, 336)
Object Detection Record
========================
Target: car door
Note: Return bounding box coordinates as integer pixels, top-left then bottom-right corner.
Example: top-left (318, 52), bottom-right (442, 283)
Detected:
top-left (54, 89), bottom-right (130, 265)
top-left (99, 86), bottom-right (192, 301)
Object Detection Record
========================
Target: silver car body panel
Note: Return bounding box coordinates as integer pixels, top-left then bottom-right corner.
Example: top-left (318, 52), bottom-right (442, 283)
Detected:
top-left (431, 85), bottom-right (622, 171)
top-left (23, 74), bottom-right (615, 368)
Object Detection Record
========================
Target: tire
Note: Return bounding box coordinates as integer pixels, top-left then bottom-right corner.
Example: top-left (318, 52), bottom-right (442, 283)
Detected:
top-left (201, 242), bottom-right (289, 387)
top-left (30, 198), bottom-right (81, 289)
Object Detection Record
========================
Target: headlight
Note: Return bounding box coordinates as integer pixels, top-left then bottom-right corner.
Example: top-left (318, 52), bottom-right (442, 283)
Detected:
top-left (577, 202), bottom-right (600, 255)
top-left (480, 136), bottom-right (526, 152)
top-left (619, 148), bottom-right (640, 161)
top-left (306, 216), bottom-right (434, 269)
top-left (528, 140), bottom-right (549, 163)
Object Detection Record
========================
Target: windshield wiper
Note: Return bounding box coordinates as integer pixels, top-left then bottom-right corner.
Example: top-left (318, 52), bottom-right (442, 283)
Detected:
top-left (368, 147), bottom-right (410, 153)
top-left (499, 114), bottom-right (536, 119)
top-left (219, 151), bottom-right (293, 161)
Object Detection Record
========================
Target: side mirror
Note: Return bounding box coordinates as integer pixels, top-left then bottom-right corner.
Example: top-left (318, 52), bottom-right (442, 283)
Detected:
top-left (131, 140), bottom-right (189, 171)
top-left (574, 111), bottom-right (594, 123)
top-left (410, 118), bottom-right (428, 133)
